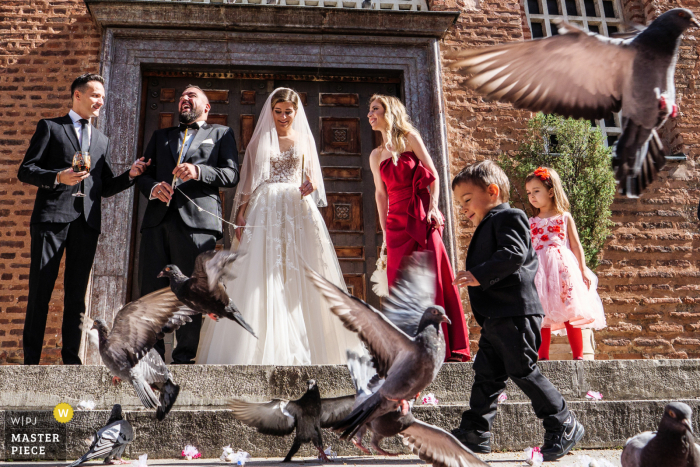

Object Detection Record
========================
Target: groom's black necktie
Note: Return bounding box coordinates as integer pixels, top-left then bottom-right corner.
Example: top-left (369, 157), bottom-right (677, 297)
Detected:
top-left (79, 119), bottom-right (90, 152)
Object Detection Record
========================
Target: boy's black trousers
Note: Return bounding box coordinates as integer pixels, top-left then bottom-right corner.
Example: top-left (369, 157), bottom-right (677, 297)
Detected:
top-left (459, 315), bottom-right (571, 432)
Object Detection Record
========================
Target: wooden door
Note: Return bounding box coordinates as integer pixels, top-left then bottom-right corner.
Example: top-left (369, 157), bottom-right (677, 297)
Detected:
top-left (135, 73), bottom-right (399, 310)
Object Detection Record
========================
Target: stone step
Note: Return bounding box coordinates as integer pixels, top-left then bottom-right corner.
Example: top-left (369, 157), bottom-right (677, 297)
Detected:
top-left (1, 360), bottom-right (699, 410)
top-left (1, 400), bottom-right (695, 460)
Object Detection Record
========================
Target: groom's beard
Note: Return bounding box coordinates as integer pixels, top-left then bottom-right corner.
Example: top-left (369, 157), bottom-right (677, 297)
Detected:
top-left (179, 107), bottom-right (202, 124)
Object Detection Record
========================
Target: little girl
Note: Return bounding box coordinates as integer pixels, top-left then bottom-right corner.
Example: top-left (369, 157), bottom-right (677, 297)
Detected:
top-left (525, 167), bottom-right (606, 360)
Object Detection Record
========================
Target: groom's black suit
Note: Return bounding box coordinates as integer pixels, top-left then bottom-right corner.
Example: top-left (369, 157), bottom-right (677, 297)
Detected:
top-left (18, 114), bottom-right (134, 365)
top-left (137, 121), bottom-right (239, 363)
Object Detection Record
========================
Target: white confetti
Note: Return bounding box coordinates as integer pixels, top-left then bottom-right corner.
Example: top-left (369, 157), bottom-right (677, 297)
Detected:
top-left (76, 400), bottom-right (96, 410)
top-left (421, 393), bottom-right (439, 406)
top-left (586, 391), bottom-right (603, 400)
top-left (318, 446), bottom-right (337, 460)
top-left (131, 453), bottom-right (147, 467)
top-left (497, 392), bottom-right (508, 403)
top-left (524, 446), bottom-right (543, 466)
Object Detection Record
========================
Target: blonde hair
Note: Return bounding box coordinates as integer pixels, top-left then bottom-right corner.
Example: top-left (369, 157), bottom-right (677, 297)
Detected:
top-left (451, 160), bottom-right (510, 203)
top-left (525, 167), bottom-right (570, 216)
top-left (270, 88), bottom-right (300, 110)
top-left (369, 94), bottom-right (418, 165)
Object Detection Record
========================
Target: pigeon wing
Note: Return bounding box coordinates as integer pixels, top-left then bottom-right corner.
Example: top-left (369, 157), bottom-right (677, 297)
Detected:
top-left (305, 264), bottom-right (415, 378)
top-left (228, 399), bottom-right (296, 436)
top-left (191, 250), bottom-right (238, 302)
top-left (67, 423), bottom-right (126, 467)
top-left (381, 252), bottom-right (437, 337)
top-left (621, 431), bottom-right (655, 467)
top-left (320, 395), bottom-right (357, 428)
top-left (447, 22), bottom-right (636, 121)
top-left (401, 420), bottom-right (490, 467)
top-left (136, 349), bottom-right (172, 385)
top-left (103, 288), bottom-right (196, 370)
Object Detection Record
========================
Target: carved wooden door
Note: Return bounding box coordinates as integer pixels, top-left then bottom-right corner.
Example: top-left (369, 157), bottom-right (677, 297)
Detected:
top-left (135, 73), bottom-right (399, 312)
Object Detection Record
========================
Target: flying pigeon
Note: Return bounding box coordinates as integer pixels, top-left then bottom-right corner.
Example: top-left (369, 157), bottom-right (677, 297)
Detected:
top-left (621, 402), bottom-right (700, 467)
top-left (447, 8), bottom-right (700, 197)
top-left (305, 251), bottom-right (449, 440)
top-left (345, 351), bottom-right (488, 467)
top-left (67, 404), bottom-right (134, 466)
top-left (158, 250), bottom-right (256, 337)
top-left (89, 288), bottom-right (196, 419)
top-left (228, 379), bottom-right (355, 462)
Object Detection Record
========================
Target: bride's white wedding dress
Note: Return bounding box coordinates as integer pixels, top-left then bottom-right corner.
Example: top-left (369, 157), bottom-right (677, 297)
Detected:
top-left (196, 145), bottom-right (360, 365)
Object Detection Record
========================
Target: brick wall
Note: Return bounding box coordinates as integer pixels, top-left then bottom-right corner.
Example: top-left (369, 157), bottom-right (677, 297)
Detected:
top-left (437, 0), bottom-right (700, 359)
top-left (0, 0), bottom-right (101, 364)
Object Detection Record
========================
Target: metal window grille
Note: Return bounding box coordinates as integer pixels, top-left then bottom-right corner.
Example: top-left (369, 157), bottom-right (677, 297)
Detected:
top-left (525, 0), bottom-right (623, 147)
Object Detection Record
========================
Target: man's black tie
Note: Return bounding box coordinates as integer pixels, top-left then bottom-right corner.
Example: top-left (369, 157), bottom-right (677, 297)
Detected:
top-left (178, 122), bottom-right (199, 132)
top-left (79, 119), bottom-right (90, 152)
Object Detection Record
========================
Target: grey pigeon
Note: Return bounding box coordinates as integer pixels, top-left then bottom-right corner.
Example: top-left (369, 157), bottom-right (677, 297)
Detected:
top-left (90, 289), bottom-right (197, 420)
top-left (622, 402), bottom-right (700, 467)
top-left (229, 379), bottom-right (355, 462)
top-left (67, 404), bottom-right (134, 466)
top-left (305, 251), bottom-right (449, 440)
top-left (447, 8), bottom-right (699, 197)
top-left (346, 351), bottom-right (488, 467)
top-left (158, 250), bottom-right (256, 337)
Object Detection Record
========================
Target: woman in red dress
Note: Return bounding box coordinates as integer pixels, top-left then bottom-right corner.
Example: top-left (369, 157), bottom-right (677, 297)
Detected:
top-left (368, 94), bottom-right (470, 362)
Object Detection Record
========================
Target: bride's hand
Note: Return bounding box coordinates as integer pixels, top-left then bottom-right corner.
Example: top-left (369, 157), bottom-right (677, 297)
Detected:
top-left (299, 179), bottom-right (315, 197)
top-left (235, 212), bottom-right (246, 241)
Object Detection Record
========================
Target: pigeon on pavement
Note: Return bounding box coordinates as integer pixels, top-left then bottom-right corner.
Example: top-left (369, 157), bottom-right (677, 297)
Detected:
top-left (229, 379), bottom-right (355, 462)
top-left (67, 404), bottom-right (134, 466)
top-left (447, 8), bottom-right (700, 197)
top-left (345, 351), bottom-right (489, 467)
top-left (621, 402), bottom-right (700, 467)
top-left (158, 250), bottom-right (256, 337)
top-left (89, 288), bottom-right (194, 419)
top-left (305, 251), bottom-right (449, 440)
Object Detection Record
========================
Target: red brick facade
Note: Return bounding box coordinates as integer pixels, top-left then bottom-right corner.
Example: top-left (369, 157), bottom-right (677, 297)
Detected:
top-left (1, 0), bottom-right (698, 363)
top-left (0, 0), bottom-right (101, 363)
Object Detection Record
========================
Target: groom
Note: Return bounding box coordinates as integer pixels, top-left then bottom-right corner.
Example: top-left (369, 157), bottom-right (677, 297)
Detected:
top-left (137, 84), bottom-right (239, 364)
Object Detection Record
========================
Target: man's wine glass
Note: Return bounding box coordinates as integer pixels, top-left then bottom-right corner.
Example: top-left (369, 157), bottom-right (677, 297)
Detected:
top-left (72, 151), bottom-right (91, 197)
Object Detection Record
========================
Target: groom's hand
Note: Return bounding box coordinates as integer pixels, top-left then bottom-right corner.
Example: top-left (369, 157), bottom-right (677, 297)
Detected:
top-left (153, 181), bottom-right (173, 203)
top-left (173, 163), bottom-right (199, 182)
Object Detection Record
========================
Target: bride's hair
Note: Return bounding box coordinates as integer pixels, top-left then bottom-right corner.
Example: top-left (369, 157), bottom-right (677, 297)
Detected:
top-left (270, 88), bottom-right (301, 110)
top-left (369, 94), bottom-right (418, 165)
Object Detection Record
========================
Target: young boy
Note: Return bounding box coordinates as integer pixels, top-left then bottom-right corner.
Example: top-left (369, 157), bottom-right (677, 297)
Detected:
top-left (450, 160), bottom-right (584, 461)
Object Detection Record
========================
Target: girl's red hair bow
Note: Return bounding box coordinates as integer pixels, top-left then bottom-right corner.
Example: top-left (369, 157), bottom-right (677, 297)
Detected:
top-left (534, 167), bottom-right (550, 181)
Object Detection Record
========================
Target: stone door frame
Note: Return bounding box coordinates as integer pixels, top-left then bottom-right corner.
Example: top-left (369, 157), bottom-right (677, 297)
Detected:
top-left (82, 24), bottom-right (456, 363)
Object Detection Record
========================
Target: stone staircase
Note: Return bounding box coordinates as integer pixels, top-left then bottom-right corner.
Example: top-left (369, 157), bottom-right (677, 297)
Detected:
top-left (0, 360), bottom-right (698, 460)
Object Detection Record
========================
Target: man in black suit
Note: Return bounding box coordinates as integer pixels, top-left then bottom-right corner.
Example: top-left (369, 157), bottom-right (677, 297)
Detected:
top-left (137, 85), bottom-right (239, 364)
top-left (449, 160), bottom-right (583, 461)
top-left (18, 73), bottom-right (150, 365)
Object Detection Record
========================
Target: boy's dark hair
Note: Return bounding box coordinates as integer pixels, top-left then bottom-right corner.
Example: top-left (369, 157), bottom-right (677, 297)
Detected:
top-left (183, 85), bottom-right (210, 105)
top-left (70, 73), bottom-right (105, 100)
top-left (451, 160), bottom-right (510, 203)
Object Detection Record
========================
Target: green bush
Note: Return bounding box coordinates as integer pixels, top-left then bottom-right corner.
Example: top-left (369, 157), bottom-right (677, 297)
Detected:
top-left (499, 113), bottom-right (616, 270)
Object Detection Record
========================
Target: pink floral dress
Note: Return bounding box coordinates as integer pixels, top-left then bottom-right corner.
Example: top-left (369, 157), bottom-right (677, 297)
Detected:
top-left (530, 214), bottom-right (607, 335)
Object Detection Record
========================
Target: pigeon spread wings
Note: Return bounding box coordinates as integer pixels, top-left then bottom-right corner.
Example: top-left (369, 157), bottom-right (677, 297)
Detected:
top-left (447, 22), bottom-right (635, 121)
top-left (192, 250), bottom-right (238, 302)
top-left (228, 399), bottom-right (297, 436)
top-left (320, 395), bottom-right (356, 428)
top-left (401, 420), bottom-right (489, 467)
top-left (104, 288), bottom-right (196, 369)
top-left (305, 265), bottom-right (415, 378)
top-left (381, 252), bottom-right (437, 337)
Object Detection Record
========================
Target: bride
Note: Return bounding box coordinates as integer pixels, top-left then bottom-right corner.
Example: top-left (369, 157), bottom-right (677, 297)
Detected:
top-left (196, 88), bottom-right (361, 365)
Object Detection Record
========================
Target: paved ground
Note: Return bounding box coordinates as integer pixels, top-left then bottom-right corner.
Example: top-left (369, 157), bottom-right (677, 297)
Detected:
top-left (0, 450), bottom-right (623, 466)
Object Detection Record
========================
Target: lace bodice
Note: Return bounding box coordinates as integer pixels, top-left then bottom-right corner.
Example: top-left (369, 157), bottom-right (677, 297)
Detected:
top-left (530, 214), bottom-right (568, 251)
top-left (267, 146), bottom-right (303, 184)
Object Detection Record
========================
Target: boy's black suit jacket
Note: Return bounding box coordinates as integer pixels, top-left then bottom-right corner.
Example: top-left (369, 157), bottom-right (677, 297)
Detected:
top-left (465, 203), bottom-right (544, 325)
top-left (17, 115), bottom-right (134, 232)
top-left (137, 123), bottom-right (239, 238)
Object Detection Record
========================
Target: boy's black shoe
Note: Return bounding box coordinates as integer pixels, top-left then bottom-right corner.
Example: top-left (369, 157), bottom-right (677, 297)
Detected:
top-left (450, 428), bottom-right (492, 453)
top-left (541, 414), bottom-right (585, 461)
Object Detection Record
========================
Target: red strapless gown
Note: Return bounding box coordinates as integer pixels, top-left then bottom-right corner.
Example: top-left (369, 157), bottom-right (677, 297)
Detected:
top-left (380, 152), bottom-right (471, 362)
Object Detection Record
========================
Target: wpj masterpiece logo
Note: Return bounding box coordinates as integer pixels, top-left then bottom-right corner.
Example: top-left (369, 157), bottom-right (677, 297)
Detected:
top-left (4, 404), bottom-right (72, 461)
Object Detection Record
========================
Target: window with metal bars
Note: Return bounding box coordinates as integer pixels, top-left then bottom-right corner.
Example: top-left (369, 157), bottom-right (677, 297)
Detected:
top-left (525, 0), bottom-right (623, 147)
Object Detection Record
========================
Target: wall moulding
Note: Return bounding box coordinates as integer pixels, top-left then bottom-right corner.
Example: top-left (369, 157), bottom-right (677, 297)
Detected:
top-left (83, 11), bottom-right (457, 361)
top-left (85, 0), bottom-right (460, 38)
